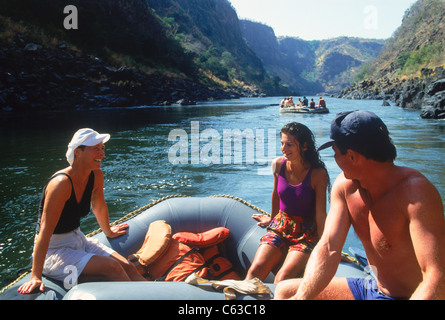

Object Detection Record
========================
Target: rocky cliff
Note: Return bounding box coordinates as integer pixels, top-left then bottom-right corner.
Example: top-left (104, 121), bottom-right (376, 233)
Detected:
top-left (239, 20), bottom-right (384, 95)
top-left (146, 0), bottom-right (268, 89)
top-left (337, 0), bottom-right (445, 119)
top-left (0, 0), bottom-right (291, 113)
top-left (0, 33), bottom-right (242, 112)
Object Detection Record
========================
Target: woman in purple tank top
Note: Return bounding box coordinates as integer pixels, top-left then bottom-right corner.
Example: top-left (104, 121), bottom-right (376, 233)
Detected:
top-left (246, 122), bottom-right (330, 283)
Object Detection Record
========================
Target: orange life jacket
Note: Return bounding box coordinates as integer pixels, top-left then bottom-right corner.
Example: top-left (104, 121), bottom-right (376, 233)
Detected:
top-left (128, 221), bottom-right (240, 282)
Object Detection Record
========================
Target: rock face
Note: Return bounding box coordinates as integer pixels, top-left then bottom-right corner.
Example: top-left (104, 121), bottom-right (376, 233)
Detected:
top-left (337, 67), bottom-right (445, 119)
top-left (0, 35), bottom-right (258, 113)
top-left (335, 0), bottom-right (445, 120)
top-left (420, 79), bottom-right (445, 119)
top-left (239, 20), bottom-right (385, 95)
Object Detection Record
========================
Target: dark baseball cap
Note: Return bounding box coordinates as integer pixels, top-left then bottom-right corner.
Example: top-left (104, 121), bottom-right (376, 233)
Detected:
top-left (318, 110), bottom-right (387, 151)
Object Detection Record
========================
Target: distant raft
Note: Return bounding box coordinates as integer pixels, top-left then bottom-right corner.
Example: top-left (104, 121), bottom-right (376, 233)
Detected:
top-left (280, 107), bottom-right (330, 114)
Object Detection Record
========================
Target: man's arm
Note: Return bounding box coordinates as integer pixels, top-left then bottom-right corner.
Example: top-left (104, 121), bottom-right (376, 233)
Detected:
top-left (293, 174), bottom-right (352, 300)
top-left (407, 176), bottom-right (445, 300)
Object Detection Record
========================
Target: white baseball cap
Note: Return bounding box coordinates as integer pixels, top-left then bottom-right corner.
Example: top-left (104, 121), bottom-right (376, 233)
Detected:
top-left (66, 128), bottom-right (110, 165)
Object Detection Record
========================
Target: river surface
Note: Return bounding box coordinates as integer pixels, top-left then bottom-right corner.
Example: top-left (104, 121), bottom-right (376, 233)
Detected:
top-left (1, 97), bottom-right (444, 285)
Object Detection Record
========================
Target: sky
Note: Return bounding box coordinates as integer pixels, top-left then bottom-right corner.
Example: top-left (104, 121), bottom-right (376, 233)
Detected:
top-left (229, 0), bottom-right (417, 40)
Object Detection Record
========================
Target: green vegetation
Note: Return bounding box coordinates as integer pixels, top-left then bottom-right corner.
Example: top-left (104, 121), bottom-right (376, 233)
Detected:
top-left (396, 42), bottom-right (444, 76)
top-left (355, 63), bottom-right (377, 82)
top-left (354, 0), bottom-right (445, 82)
top-left (145, 0), bottom-right (277, 91)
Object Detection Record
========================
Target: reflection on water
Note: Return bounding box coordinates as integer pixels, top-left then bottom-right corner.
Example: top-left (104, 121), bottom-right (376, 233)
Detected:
top-left (1, 97), bottom-right (444, 283)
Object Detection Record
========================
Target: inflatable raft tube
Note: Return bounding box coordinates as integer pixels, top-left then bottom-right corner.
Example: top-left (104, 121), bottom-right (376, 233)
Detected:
top-left (280, 107), bottom-right (330, 114)
top-left (1, 195), bottom-right (367, 300)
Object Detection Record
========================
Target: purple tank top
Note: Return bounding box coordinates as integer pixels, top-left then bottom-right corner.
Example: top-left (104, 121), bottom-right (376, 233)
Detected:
top-left (278, 159), bottom-right (316, 217)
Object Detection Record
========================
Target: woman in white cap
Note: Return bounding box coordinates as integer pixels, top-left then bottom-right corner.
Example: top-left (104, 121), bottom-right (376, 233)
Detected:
top-left (18, 128), bottom-right (145, 294)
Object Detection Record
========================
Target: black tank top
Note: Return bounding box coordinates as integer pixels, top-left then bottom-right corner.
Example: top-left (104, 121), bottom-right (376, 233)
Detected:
top-left (36, 172), bottom-right (95, 234)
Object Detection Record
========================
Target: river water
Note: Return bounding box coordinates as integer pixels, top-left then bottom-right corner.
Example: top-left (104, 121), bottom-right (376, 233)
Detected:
top-left (1, 97), bottom-right (444, 285)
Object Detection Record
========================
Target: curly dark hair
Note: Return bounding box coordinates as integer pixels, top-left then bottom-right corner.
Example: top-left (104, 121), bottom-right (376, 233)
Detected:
top-left (281, 122), bottom-right (331, 194)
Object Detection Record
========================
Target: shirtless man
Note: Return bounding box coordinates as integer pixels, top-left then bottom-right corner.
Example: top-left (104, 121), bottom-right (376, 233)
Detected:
top-left (18, 128), bottom-right (145, 294)
top-left (318, 97), bottom-right (326, 108)
top-left (275, 110), bottom-right (445, 300)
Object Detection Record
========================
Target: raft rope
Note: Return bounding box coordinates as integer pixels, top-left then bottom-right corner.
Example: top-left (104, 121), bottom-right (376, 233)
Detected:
top-left (85, 194), bottom-right (190, 237)
top-left (0, 194), bottom-right (361, 295)
top-left (0, 271), bottom-right (30, 296)
top-left (86, 194), bottom-right (270, 237)
top-left (210, 194), bottom-right (270, 216)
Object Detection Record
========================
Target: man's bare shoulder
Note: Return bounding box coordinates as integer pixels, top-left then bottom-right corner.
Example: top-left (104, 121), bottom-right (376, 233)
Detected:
top-left (393, 166), bottom-right (436, 194)
top-left (394, 166), bottom-right (443, 208)
top-left (332, 172), bottom-right (360, 193)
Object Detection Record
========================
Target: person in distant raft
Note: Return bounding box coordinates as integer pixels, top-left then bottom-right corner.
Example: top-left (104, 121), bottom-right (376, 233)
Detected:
top-left (309, 99), bottom-right (316, 109)
top-left (275, 111), bottom-right (445, 300)
top-left (18, 128), bottom-right (145, 294)
top-left (317, 97), bottom-right (326, 108)
top-left (245, 122), bottom-right (329, 283)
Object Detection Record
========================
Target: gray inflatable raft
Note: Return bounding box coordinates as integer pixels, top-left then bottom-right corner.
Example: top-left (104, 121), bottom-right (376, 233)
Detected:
top-left (0, 195), bottom-right (368, 300)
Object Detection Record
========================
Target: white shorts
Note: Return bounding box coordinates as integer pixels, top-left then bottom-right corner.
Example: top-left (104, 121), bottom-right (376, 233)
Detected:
top-left (40, 228), bottom-right (115, 283)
